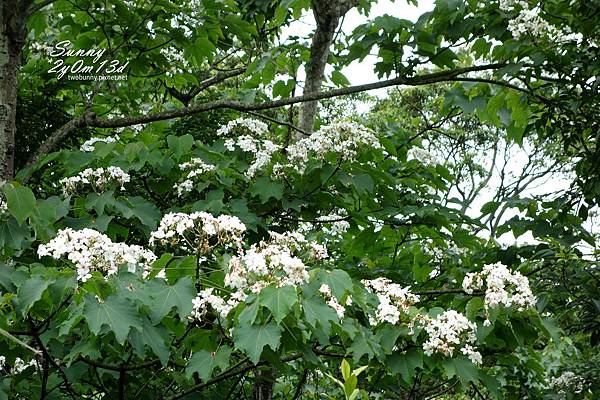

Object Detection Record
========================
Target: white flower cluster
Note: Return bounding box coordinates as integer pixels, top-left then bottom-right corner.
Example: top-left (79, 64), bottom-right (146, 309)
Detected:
top-left (38, 228), bottom-right (157, 282)
top-left (362, 278), bottom-right (420, 325)
top-left (224, 135), bottom-right (281, 178)
top-left (191, 288), bottom-right (246, 320)
top-left (0, 197), bottom-right (8, 216)
top-left (319, 283), bottom-right (351, 319)
top-left (80, 136), bottom-right (117, 152)
top-left (189, 231), bottom-right (326, 321)
top-left (462, 262), bottom-right (536, 313)
top-left (547, 371), bottom-right (583, 394)
top-left (11, 357), bottom-right (39, 374)
top-left (298, 210), bottom-right (350, 240)
top-left (500, 0), bottom-right (582, 42)
top-left (224, 231), bottom-right (324, 294)
top-left (159, 46), bottom-right (191, 77)
top-left (422, 310), bottom-right (482, 364)
top-left (407, 147), bottom-right (441, 167)
top-left (174, 158), bottom-right (216, 196)
top-left (217, 118), bottom-right (269, 137)
top-left (279, 122), bottom-right (382, 175)
top-left (59, 166), bottom-right (130, 195)
top-left (30, 41), bottom-right (53, 56)
top-left (150, 212), bottom-right (246, 253)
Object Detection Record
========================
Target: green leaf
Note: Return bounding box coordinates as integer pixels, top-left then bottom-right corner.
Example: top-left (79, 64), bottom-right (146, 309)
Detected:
top-left (302, 297), bottom-right (339, 334)
top-left (331, 70), bottom-right (350, 86)
top-left (251, 177), bottom-right (283, 203)
top-left (234, 322), bottom-right (282, 364)
top-left (388, 348), bottom-right (422, 382)
top-left (4, 184), bottom-right (36, 225)
top-left (147, 277), bottom-right (196, 324)
top-left (259, 285), bottom-right (297, 323)
top-left (167, 134), bottom-right (194, 158)
top-left (186, 346), bottom-right (232, 381)
top-left (325, 269), bottom-right (353, 300)
top-left (480, 201), bottom-right (500, 216)
top-left (443, 356), bottom-right (479, 386)
top-left (83, 294), bottom-right (142, 344)
top-left (129, 318), bottom-right (171, 366)
top-left (17, 276), bottom-right (52, 316)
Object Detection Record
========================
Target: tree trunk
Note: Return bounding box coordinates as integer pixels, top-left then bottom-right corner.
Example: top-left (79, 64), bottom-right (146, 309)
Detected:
top-left (0, 0), bottom-right (27, 181)
top-left (297, 0), bottom-right (358, 136)
top-left (252, 368), bottom-right (274, 400)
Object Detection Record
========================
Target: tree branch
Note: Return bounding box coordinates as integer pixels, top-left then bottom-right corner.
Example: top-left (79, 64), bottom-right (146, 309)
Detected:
top-left (26, 63), bottom-right (506, 174)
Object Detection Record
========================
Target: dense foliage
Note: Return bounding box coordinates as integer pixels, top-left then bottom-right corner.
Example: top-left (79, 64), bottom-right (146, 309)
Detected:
top-left (0, 0), bottom-right (599, 399)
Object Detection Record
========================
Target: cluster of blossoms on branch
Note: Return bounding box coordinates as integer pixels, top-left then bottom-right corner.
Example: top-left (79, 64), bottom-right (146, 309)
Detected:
top-left (223, 136), bottom-right (281, 178)
top-left (276, 121), bottom-right (382, 175)
top-left (407, 147), bottom-right (441, 167)
top-left (462, 262), bottom-right (536, 316)
top-left (159, 46), bottom-right (191, 77)
top-left (298, 210), bottom-right (351, 241)
top-left (38, 228), bottom-right (157, 282)
top-left (192, 231), bottom-right (328, 320)
top-left (0, 356), bottom-right (39, 375)
top-left (217, 118), bottom-right (382, 178)
top-left (499, 0), bottom-right (582, 42)
top-left (421, 310), bottom-right (482, 365)
top-left (319, 283), bottom-right (351, 319)
top-left (150, 212), bottom-right (246, 253)
top-left (547, 371), bottom-right (584, 395)
top-left (362, 277), bottom-right (420, 325)
top-left (59, 166), bottom-right (130, 195)
top-left (80, 136), bottom-right (117, 152)
top-left (217, 118), bottom-right (269, 137)
top-left (173, 158), bottom-right (216, 196)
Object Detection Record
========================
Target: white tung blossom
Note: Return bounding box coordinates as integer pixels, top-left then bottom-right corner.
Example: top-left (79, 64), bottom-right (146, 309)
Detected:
top-left (174, 158), bottom-right (216, 196)
top-left (278, 121), bottom-right (382, 175)
top-left (422, 310), bottom-right (482, 365)
top-left (407, 147), bottom-right (441, 167)
top-left (38, 228), bottom-right (157, 282)
top-left (500, 0), bottom-right (582, 42)
top-left (362, 277), bottom-right (420, 325)
top-left (217, 118), bottom-right (269, 137)
top-left (150, 212), bottom-right (246, 252)
top-left (80, 136), bottom-right (117, 152)
top-left (59, 166), bottom-right (130, 195)
top-left (462, 262), bottom-right (536, 313)
top-left (223, 134), bottom-right (281, 178)
top-left (547, 371), bottom-right (584, 395)
top-left (190, 230), bottom-right (327, 322)
top-left (319, 283), bottom-right (351, 319)
top-left (11, 357), bottom-right (39, 374)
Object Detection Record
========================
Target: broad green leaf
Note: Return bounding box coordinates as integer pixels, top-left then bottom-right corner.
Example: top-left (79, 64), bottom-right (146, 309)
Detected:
top-left (251, 177), bottom-right (283, 203)
top-left (167, 134), bottom-right (194, 158)
top-left (325, 269), bottom-right (353, 300)
top-left (388, 348), bottom-right (423, 382)
top-left (234, 322), bottom-right (282, 364)
top-left (17, 276), bottom-right (52, 316)
top-left (186, 346), bottom-right (232, 381)
top-left (443, 356), bottom-right (479, 386)
top-left (129, 318), bottom-right (170, 366)
top-left (302, 297), bottom-right (338, 334)
top-left (4, 184), bottom-right (36, 225)
top-left (147, 277), bottom-right (196, 323)
top-left (83, 294), bottom-right (142, 344)
top-left (259, 285), bottom-right (297, 323)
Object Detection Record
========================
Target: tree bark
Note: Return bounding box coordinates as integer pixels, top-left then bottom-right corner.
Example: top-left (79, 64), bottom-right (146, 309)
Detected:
top-left (0, 0), bottom-right (27, 181)
top-left (297, 0), bottom-right (359, 136)
top-left (252, 367), bottom-right (275, 400)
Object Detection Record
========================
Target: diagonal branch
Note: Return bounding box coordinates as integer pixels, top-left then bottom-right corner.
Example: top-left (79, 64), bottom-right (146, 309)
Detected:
top-left (27, 63), bottom-right (506, 172)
